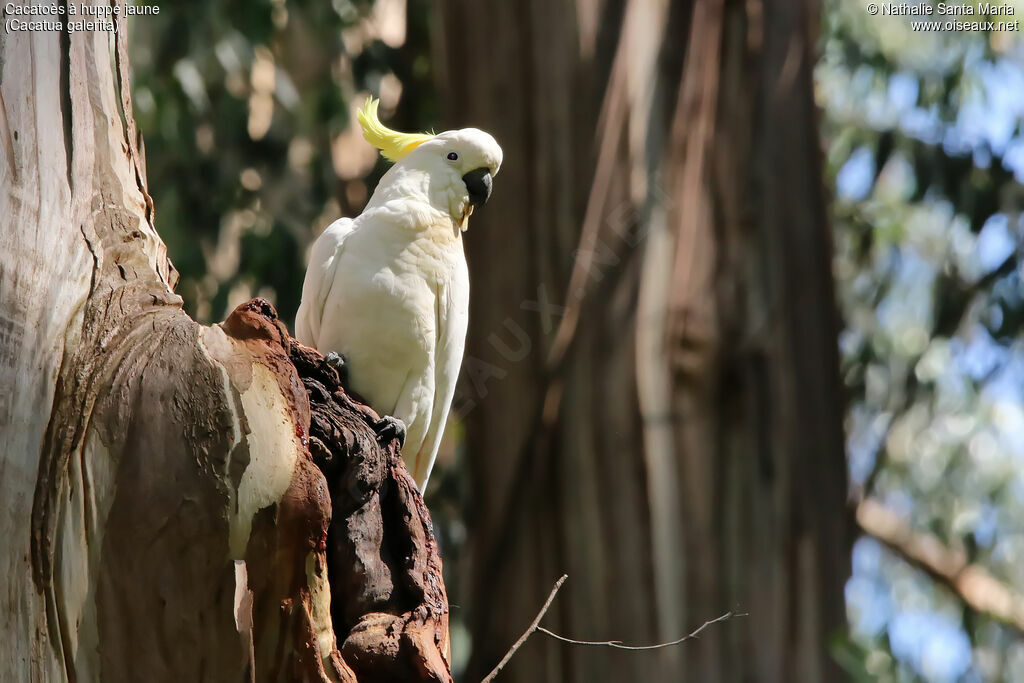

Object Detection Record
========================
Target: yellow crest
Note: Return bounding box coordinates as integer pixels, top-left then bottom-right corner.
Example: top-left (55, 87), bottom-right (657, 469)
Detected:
top-left (357, 98), bottom-right (434, 162)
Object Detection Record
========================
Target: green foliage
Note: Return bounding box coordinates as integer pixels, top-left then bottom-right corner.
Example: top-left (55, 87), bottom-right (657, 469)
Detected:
top-left (130, 0), bottom-right (405, 324)
top-left (821, 1), bottom-right (1024, 679)
top-left (129, 0), bottom-right (1024, 678)
top-left (128, 2), bottom-right (471, 672)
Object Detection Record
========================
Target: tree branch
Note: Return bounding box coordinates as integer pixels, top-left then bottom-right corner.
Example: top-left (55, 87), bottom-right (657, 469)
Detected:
top-left (857, 498), bottom-right (1024, 635)
top-left (481, 574), bottom-right (745, 682)
top-left (536, 611), bottom-right (744, 650)
top-left (480, 574), bottom-right (568, 683)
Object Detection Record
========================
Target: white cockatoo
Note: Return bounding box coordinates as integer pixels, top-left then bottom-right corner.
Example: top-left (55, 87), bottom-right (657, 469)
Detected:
top-left (295, 98), bottom-right (502, 491)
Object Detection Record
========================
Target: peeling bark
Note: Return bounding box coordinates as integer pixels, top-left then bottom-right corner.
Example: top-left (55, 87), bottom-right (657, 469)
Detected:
top-left (438, 0), bottom-right (850, 681)
top-left (291, 340), bottom-right (451, 683)
top-left (0, 3), bottom-right (450, 681)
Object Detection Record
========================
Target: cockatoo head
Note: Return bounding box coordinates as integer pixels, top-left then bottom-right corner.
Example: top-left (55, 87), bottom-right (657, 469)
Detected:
top-left (358, 98), bottom-right (503, 230)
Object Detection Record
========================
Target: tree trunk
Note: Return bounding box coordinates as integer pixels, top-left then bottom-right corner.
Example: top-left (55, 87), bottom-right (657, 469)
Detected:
top-left (436, 0), bottom-right (851, 680)
top-left (0, 5), bottom-right (449, 681)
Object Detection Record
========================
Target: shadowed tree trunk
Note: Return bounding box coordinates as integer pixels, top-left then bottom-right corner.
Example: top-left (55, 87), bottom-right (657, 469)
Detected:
top-left (0, 4), bottom-right (449, 681)
top-left (436, 0), bottom-right (851, 680)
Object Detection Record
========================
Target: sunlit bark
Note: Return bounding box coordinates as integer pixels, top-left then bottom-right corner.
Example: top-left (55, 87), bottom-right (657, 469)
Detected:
top-left (0, 5), bottom-right (450, 681)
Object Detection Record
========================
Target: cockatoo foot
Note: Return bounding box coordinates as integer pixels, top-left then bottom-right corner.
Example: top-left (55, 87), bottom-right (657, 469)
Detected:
top-left (374, 415), bottom-right (406, 448)
top-left (324, 351), bottom-right (349, 388)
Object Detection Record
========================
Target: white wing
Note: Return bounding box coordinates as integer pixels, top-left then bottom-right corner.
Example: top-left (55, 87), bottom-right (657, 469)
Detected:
top-left (408, 259), bottom-right (469, 489)
top-left (294, 218), bottom-right (355, 347)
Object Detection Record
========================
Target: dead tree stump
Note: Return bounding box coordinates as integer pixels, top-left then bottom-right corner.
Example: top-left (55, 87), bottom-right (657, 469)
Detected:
top-left (288, 315), bottom-right (452, 682)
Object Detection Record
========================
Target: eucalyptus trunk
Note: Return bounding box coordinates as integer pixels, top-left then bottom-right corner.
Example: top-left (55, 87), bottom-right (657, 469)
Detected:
top-left (1, 6), bottom-right (450, 682)
top-left (436, 0), bottom-right (851, 680)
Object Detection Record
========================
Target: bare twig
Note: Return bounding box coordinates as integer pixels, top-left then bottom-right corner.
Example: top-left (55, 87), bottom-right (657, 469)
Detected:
top-left (480, 574), bottom-right (569, 683)
top-left (537, 611), bottom-right (744, 650)
top-left (481, 575), bottom-right (746, 682)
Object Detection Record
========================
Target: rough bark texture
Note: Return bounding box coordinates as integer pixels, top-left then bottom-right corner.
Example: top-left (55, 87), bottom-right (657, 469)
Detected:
top-left (292, 341), bottom-right (451, 682)
top-left (436, 0), bottom-right (851, 681)
top-left (0, 4), bottom-right (449, 682)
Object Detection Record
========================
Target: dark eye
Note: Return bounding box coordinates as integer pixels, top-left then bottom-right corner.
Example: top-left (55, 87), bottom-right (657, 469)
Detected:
top-left (447, 152), bottom-right (458, 161)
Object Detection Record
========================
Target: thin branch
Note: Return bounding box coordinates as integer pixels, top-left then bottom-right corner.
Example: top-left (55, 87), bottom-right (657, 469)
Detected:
top-left (482, 575), bottom-right (746, 682)
top-left (537, 611), bottom-right (744, 650)
top-left (480, 574), bottom-right (569, 683)
top-left (857, 498), bottom-right (1024, 636)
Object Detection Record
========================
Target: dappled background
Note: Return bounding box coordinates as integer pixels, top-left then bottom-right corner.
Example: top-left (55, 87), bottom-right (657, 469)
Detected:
top-left (129, 0), bottom-right (1024, 680)
top-left (822, 0), bottom-right (1024, 679)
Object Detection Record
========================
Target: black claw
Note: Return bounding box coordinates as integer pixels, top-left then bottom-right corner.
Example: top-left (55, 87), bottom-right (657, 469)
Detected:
top-left (374, 415), bottom-right (406, 448)
top-left (324, 351), bottom-right (349, 388)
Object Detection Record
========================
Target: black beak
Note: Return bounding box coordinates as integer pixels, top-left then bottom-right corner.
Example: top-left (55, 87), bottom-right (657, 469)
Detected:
top-left (462, 167), bottom-right (492, 208)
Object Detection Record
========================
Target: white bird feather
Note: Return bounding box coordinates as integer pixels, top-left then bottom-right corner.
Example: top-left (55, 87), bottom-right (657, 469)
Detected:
top-left (295, 100), bottom-right (501, 490)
